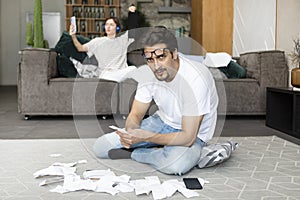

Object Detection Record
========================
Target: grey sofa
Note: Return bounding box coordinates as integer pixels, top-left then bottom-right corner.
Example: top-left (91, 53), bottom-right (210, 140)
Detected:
top-left (18, 48), bottom-right (118, 119)
top-left (119, 50), bottom-right (289, 116)
top-left (18, 49), bottom-right (288, 119)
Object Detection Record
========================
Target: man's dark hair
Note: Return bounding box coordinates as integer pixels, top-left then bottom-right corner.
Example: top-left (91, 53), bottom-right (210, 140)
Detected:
top-left (140, 26), bottom-right (178, 51)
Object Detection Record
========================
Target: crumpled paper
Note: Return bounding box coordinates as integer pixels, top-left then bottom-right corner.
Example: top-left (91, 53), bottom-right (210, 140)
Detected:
top-left (131, 177), bottom-right (201, 200)
top-left (34, 162), bottom-right (206, 200)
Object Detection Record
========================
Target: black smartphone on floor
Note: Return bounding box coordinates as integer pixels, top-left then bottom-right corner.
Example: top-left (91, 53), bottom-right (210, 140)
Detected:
top-left (183, 178), bottom-right (203, 190)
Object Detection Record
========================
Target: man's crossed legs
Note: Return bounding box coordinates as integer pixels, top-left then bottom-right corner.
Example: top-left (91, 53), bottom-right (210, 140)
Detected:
top-left (93, 114), bottom-right (237, 175)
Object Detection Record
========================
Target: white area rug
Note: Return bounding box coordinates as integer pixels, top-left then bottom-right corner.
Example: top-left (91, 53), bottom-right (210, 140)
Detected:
top-left (0, 136), bottom-right (299, 200)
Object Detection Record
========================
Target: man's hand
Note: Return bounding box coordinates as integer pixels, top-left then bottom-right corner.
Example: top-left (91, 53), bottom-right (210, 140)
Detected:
top-left (116, 128), bottom-right (155, 149)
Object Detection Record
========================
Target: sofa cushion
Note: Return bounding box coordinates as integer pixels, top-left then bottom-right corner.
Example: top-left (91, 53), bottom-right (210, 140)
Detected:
top-left (218, 61), bottom-right (247, 78)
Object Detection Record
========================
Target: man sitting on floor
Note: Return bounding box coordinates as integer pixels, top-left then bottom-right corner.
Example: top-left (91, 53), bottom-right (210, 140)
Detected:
top-left (93, 26), bottom-right (237, 175)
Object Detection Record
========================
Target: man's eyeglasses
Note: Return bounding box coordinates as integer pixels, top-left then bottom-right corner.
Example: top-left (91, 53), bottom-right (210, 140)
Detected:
top-left (142, 48), bottom-right (170, 64)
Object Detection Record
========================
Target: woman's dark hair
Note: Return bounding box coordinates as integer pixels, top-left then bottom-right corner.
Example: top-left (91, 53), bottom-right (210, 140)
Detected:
top-left (105, 17), bottom-right (121, 32)
top-left (140, 26), bottom-right (178, 51)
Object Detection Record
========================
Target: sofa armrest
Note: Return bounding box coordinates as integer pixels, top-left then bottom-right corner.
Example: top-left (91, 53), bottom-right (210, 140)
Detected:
top-left (238, 51), bottom-right (261, 82)
top-left (259, 50), bottom-right (288, 88)
top-left (48, 50), bottom-right (58, 79)
top-left (19, 48), bottom-right (55, 83)
top-left (18, 48), bottom-right (53, 114)
top-left (238, 50), bottom-right (288, 87)
top-left (236, 50), bottom-right (288, 114)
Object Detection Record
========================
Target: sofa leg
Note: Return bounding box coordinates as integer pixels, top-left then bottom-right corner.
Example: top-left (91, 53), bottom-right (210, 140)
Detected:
top-left (24, 115), bottom-right (30, 120)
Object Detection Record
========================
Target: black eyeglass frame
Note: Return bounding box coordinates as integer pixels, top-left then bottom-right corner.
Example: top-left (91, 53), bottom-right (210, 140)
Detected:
top-left (141, 48), bottom-right (171, 59)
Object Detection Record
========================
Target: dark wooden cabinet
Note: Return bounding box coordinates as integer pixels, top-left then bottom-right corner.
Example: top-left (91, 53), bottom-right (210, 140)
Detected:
top-left (266, 87), bottom-right (300, 139)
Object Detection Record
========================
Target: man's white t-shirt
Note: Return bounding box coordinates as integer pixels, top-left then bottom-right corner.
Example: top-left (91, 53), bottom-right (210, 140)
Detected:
top-left (85, 31), bottom-right (134, 71)
top-left (134, 53), bottom-right (219, 142)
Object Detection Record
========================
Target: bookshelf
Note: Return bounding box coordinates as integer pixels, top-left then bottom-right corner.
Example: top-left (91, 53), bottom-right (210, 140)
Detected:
top-left (65, 0), bottom-right (120, 39)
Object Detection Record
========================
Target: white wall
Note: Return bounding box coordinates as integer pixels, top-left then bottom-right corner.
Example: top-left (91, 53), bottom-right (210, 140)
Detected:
top-left (0, 1), bottom-right (2, 83)
top-left (0, 0), bottom-right (21, 86)
top-left (0, 0), bottom-right (65, 86)
top-left (232, 0), bottom-right (300, 84)
top-left (277, 0), bottom-right (300, 68)
top-left (19, 0), bottom-right (65, 49)
top-left (233, 0), bottom-right (277, 56)
top-left (277, 0), bottom-right (300, 86)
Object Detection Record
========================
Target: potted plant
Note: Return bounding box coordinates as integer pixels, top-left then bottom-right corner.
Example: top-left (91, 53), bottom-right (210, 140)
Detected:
top-left (26, 0), bottom-right (48, 48)
top-left (26, 22), bottom-right (34, 46)
top-left (289, 38), bottom-right (300, 88)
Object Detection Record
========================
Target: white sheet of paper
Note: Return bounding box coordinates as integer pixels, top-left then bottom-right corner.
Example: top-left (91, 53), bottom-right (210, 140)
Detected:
top-left (50, 185), bottom-right (68, 194)
top-left (132, 179), bottom-right (153, 195)
top-left (114, 182), bottom-right (134, 193)
top-left (49, 153), bottom-right (62, 157)
top-left (83, 169), bottom-right (115, 180)
top-left (36, 161), bottom-right (207, 199)
top-left (33, 165), bottom-right (76, 178)
top-left (93, 176), bottom-right (119, 195)
top-left (151, 184), bottom-right (168, 200)
top-left (39, 177), bottom-right (64, 186)
top-left (63, 174), bottom-right (96, 192)
top-left (52, 162), bottom-right (77, 167)
top-left (145, 176), bottom-right (161, 185)
top-left (178, 187), bottom-right (199, 198)
top-left (109, 125), bottom-right (128, 134)
top-left (162, 179), bottom-right (199, 199)
top-left (197, 177), bottom-right (209, 186)
top-left (77, 159), bottom-right (88, 164)
top-left (111, 174), bottom-right (131, 183)
top-left (132, 176), bottom-right (162, 196)
top-left (161, 181), bottom-right (178, 197)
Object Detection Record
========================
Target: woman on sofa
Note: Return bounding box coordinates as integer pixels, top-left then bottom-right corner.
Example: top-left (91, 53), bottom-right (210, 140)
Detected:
top-left (69, 5), bottom-right (139, 81)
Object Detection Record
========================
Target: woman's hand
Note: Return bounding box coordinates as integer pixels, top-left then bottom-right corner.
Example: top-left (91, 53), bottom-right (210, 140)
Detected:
top-left (69, 24), bottom-right (76, 35)
top-left (116, 128), bottom-right (155, 149)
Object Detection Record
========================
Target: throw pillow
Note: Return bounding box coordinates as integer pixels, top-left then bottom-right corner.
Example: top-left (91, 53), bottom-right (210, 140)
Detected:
top-left (56, 54), bottom-right (80, 78)
top-left (218, 61), bottom-right (247, 79)
top-left (53, 31), bottom-right (90, 62)
top-left (52, 31), bottom-right (91, 78)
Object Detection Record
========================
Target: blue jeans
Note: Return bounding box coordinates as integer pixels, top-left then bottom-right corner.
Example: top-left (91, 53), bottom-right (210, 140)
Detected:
top-left (93, 114), bottom-right (206, 175)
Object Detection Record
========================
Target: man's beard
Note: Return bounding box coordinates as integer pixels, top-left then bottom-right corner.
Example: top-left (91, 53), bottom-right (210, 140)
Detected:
top-left (154, 67), bottom-right (169, 81)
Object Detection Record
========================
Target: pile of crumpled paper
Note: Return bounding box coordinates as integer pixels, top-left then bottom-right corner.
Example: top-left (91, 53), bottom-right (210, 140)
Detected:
top-left (34, 160), bottom-right (207, 200)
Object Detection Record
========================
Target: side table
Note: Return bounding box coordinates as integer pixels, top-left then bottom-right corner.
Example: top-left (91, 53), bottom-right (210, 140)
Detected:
top-left (266, 87), bottom-right (300, 139)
